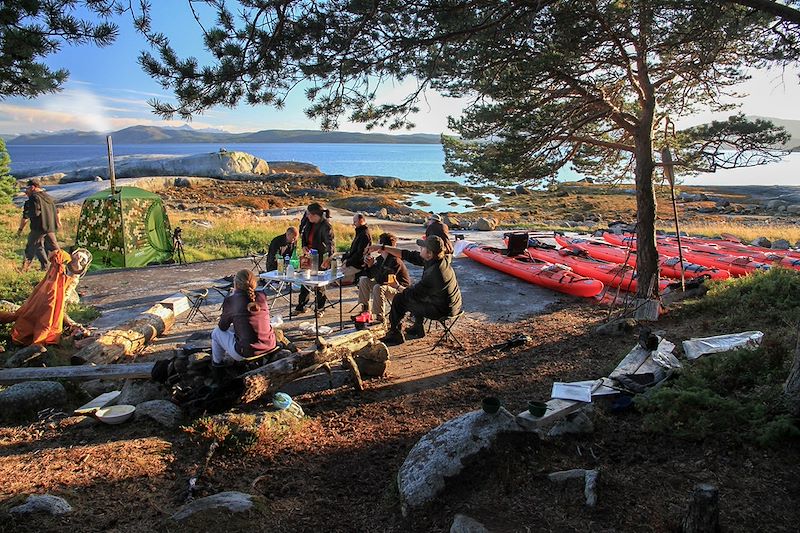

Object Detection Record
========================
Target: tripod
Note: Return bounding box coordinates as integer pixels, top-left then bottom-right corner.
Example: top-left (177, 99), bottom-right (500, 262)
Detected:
top-left (173, 227), bottom-right (187, 265)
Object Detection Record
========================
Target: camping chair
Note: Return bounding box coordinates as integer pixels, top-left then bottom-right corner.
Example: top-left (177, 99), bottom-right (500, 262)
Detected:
top-left (209, 282), bottom-right (233, 310)
top-left (506, 232), bottom-right (530, 256)
top-left (249, 250), bottom-right (269, 273)
top-left (425, 311), bottom-right (465, 350)
top-left (180, 288), bottom-right (211, 324)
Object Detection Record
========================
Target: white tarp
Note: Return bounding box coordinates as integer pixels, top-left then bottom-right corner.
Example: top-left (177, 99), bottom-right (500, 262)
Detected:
top-left (551, 379), bottom-right (611, 403)
top-left (682, 331), bottom-right (764, 360)
top-left (453, 239), bottom-right (473, 258)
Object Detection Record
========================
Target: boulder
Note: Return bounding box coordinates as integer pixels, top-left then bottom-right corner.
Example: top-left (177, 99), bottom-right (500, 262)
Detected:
top-left (772, 239), bottom-right (790, 250)
top-left (378, 208), bottom-right (389, 219)
top-left (766, 199), bottom-right (788, 211)
top-left (321, 175), bottom-right (358, 191)
top-left (515, 184), bottom-right (531, 195)
top-left (787, 204), bottom-right (800, 215)
top-left (0, 381), bottom-right (67, 419)
top-left (546, 410), bottom-right (594, 437)
top-left (751, 236), bottom-right (772, 249)
top-left (80, 379), bottom-right (121, 398)
top-left (397, 408), bottom-right (521, 514)
top-left (678, 192), bottom-right (707, 202)
top-left (451, 514), bottom-right (490, 533)
top-left (134, 400), bottom-right (183, 428)
top-left (442, 214), bottom-right (460, 228)
top-left (4, 344), bottom-right (47, 368)
top-left (10, 494), bottom-right (72, 515)
top-left (174, 177), bottom-right (192, 188)
top-left (474, 217), bottom-right (497, 231)
top-left (116, 379), bottom-right (170, 406)
top-left (171, 491), bottom-right (255, 522)
top-left (714, 198), bottom-right (731, 208)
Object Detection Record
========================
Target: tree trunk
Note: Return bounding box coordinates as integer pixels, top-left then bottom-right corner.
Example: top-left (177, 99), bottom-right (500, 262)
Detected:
top-left (71, 304), bottom-right (175, 365)
top-left (633, 106), bottom-right (660, 304)
top-left (681, 483), bottom-right (720, 533)
top-left (783, 328), bottom-right (800, 417)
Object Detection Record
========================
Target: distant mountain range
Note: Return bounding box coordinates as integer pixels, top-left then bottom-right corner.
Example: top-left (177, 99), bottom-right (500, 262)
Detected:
top-left (7, 125), bottom-right (442, 145)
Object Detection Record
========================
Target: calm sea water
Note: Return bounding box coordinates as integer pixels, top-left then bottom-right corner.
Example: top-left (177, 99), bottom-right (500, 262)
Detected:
top-left (6, 142), bottom-right (800, 186)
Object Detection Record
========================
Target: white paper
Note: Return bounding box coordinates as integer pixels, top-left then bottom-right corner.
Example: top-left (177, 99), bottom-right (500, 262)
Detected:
top-left (453, 239), bottom-right (472, 258)
top-left (551, 382), bottom-right (593, 403)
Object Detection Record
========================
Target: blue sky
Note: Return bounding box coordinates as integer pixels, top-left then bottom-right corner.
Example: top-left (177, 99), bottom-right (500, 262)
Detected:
top-left (1, 3), bottom-right (799, 135)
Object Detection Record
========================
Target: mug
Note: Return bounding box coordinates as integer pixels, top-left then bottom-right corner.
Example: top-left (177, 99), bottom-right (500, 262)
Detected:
top-left (386, 274), bottom-right (396, 285)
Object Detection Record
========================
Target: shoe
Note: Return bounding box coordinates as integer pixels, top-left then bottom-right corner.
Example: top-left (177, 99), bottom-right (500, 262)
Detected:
top-left (382, 328), bottom-right (405, 345)
top-left (315, 309), bottom-right (325, 318)
top-left (295, 305), bottom-right (308, 314)
top-left (406, 324), bottom-right (425, 339)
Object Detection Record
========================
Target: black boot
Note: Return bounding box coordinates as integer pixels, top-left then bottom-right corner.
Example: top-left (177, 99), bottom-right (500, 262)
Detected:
top-left (406, 318), bottom-right (426, 339)
top-left (383, 327), bottom-right (405, 346)
top-left (211, 363), bottom-right (228, 387)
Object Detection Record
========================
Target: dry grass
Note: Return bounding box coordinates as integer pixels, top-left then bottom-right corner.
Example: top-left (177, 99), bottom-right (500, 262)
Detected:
top-left (658, 221), bottom-right (800, 243)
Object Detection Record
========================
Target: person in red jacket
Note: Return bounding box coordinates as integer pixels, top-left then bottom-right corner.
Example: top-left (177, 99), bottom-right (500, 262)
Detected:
top-left (211, 269), bottom-right (276, 365)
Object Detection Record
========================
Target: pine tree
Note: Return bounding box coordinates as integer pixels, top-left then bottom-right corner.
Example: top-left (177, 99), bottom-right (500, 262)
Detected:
top-left (0, 138), bottom-right (15, 205)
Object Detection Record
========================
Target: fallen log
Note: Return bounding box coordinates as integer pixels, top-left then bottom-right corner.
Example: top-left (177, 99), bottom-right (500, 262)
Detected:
top-left (238, 329), bottom-right (376, 403)
top-left (71, 304), bottom-right (175, 365)
top-left (0, 363), bottom-right (155, 384)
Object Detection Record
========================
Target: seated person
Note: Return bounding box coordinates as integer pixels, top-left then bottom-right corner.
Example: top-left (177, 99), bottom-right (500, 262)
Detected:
top-left (211, 269), bottom-right (277, 367)
top-left (0, 248), bottom-right (92, 346)
top-left (357, 232), bottom-right (411, 323)
top-left (368, 235), bottom-right (462, 345)
top-left (341, 213), bottom-right (372, 282)
top-left (425, 213), bottom-right (454, 255)
top-left (265, 226), bottom-right (298, 272)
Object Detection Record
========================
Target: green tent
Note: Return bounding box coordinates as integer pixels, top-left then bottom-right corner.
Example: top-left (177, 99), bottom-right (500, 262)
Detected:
top-left (76, 186), bottom-right (174, 268)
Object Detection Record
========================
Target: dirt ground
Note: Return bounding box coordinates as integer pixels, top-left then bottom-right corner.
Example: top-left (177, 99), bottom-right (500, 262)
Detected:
top-left (1, 294), bottom-right (799, 532)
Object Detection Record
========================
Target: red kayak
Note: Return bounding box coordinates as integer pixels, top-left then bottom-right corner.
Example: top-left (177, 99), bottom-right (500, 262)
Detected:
top-left (463, 243), bottom-right (604, 298)
top-left (686, 234), bottom-right (800, 260)
top-left (554, 234), bottom-right (731, 281)
top-left (655, 235), bottom-right (800, 271)
top-left (603, 233), bottom-right (771, 277)
top-left (524, 242), bottom-right (673, 293)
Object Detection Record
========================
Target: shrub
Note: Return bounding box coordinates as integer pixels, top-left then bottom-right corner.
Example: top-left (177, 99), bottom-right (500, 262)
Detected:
top-left (0, 138), bottom-right (15, 205)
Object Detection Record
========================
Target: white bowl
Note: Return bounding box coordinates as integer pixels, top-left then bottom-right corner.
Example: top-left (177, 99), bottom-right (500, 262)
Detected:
top-left (95, 404), bottom-right (136, 424)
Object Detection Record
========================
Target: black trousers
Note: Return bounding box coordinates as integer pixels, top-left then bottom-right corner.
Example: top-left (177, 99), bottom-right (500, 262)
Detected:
top-left (389, 291), bottom-right (436, 331)
top-left (25, 229), bottom-right (59, 269)
top-left (297, 285), bottom-right (327, 310)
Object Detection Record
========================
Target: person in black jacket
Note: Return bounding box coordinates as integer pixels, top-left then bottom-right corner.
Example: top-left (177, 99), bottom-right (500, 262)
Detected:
top-left (341, 213), bottom-right (372, 282)
top-left (369, 235), bottom-right (462, 345)
top-left (265, 227), bottom-right (298, 272)
top-left (17, 178), bottom-right (61, 271)
top-left (425, 213), bottom-right (454, 255)
top-left (296, 202), bottom-right (335, 315)
top-left (357, 233), bottom-right (410, 322)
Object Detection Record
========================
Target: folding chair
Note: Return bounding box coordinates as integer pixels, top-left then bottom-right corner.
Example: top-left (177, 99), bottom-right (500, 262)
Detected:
top-left (209, 282), bottom-right (233, 310)
top-left (426, 311), bottom-right (465, 350)
top-left (180, 288), bottom-right (211, 324)
top-left (249, 251), bottom-right (269, 273)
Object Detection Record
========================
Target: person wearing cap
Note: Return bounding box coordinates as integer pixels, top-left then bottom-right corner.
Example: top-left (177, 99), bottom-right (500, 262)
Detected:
top-left (341, 213), bottom-right (372, 282)
top-left (17, 178), bottom-right (61, 272)
top-left (357, 232), bottom-right (411, 323)
top-left (425, 213), bottom-right (454, 255)
top-left (367, 234), bottom-right (462, 344)
top-left (296, 202), bottom-right (335, 316)
top-left (0, 248), bottom-right (92, 346)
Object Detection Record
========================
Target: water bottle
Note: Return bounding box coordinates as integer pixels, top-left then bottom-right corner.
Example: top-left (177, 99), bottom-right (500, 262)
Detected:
top-left (309, 249), bottom-right (319, 275)
top-left (283, 255), bottom-right (290, 276)
top-left (330, 255), bottom-right (338, 279)
top-left (286, 261), bottom-right (295, 277)
top-left (276, 253), bottom-right (284, 274)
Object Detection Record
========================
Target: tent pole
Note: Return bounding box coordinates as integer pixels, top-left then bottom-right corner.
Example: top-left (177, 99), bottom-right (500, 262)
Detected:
top-left (106, 135), bottom-right (116, 194)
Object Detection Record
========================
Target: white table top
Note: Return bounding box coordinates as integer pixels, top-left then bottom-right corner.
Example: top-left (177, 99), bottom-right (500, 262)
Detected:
top-left (260, 269), bottom-right (344, 288)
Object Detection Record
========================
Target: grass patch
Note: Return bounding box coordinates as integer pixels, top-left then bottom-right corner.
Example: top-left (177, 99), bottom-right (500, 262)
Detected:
top-left (638, 268), bottom-right (800, 447)
top-left (658, 221), bottom-right (800, 244)
top-left (185, 411), bottom-right (305, 454)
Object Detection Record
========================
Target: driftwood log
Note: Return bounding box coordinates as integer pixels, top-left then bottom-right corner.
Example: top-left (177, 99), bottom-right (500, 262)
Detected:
top-left (71, 304), bottom-right (175, 365)
top-left (239, 329), bottom-right (381, 403)
top-left (681, 484), bottom-right (720, 533)
top-left (0, 363), bottom-right (155, 384)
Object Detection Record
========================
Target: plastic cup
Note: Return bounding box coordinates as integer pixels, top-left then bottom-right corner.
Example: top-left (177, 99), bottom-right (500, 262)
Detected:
top-left (303, 270), bottom-right (311, 280)
top-left (528, 400), bottom-right (548, 418)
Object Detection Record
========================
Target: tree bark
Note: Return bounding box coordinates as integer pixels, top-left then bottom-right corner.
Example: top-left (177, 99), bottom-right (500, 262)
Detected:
top-left (681, 483), bottom-right (720, 533)
top-left (71, 304), bottom-right (175, 365)
top-left (633, 109), bottom-right (660, 303)
top-left (783, 328), bottom-right (800, 417)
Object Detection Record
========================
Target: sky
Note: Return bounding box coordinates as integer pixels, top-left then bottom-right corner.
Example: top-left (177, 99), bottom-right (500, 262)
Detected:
top-left (1, 3), bottom-right (800, 136)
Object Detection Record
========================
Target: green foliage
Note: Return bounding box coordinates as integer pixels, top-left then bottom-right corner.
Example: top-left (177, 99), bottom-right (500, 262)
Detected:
top-left (0, 1), bottom-right (119, 98)
top-left (185, 412), bottom-right (303, 454)
top-left (66, 302), bottom-right (101, 324)
top-left (637, 346), bottom-right (799, 446)
top-left (0, 138), bottom-right (14, 204)
top-left (680, 268), bottom-right (800, 331)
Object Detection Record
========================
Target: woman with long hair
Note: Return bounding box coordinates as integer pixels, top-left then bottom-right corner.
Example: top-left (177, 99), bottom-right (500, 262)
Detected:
top-left (211, 269), bottom-right (276, 365)
top-left (296, 202), bottom-right (335, 316)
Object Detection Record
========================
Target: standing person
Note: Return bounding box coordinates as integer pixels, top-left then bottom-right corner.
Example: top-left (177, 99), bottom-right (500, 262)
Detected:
top-left (211, 269), bottom-right (277, 367)
top-left (296, 202), bottom-right (334, 316)
top-left (17, 178), bottom-right (60, 271)
top-left (265, 226), bottom-right (299, 272)
top-left (368, 235), bottom-right (462, 345)
top-left (341, 213), bottom-right (372, 282)
top-left (357, 232), bottom-right (411, 323)
top-left (425, 213), bottom-right (454, 254)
